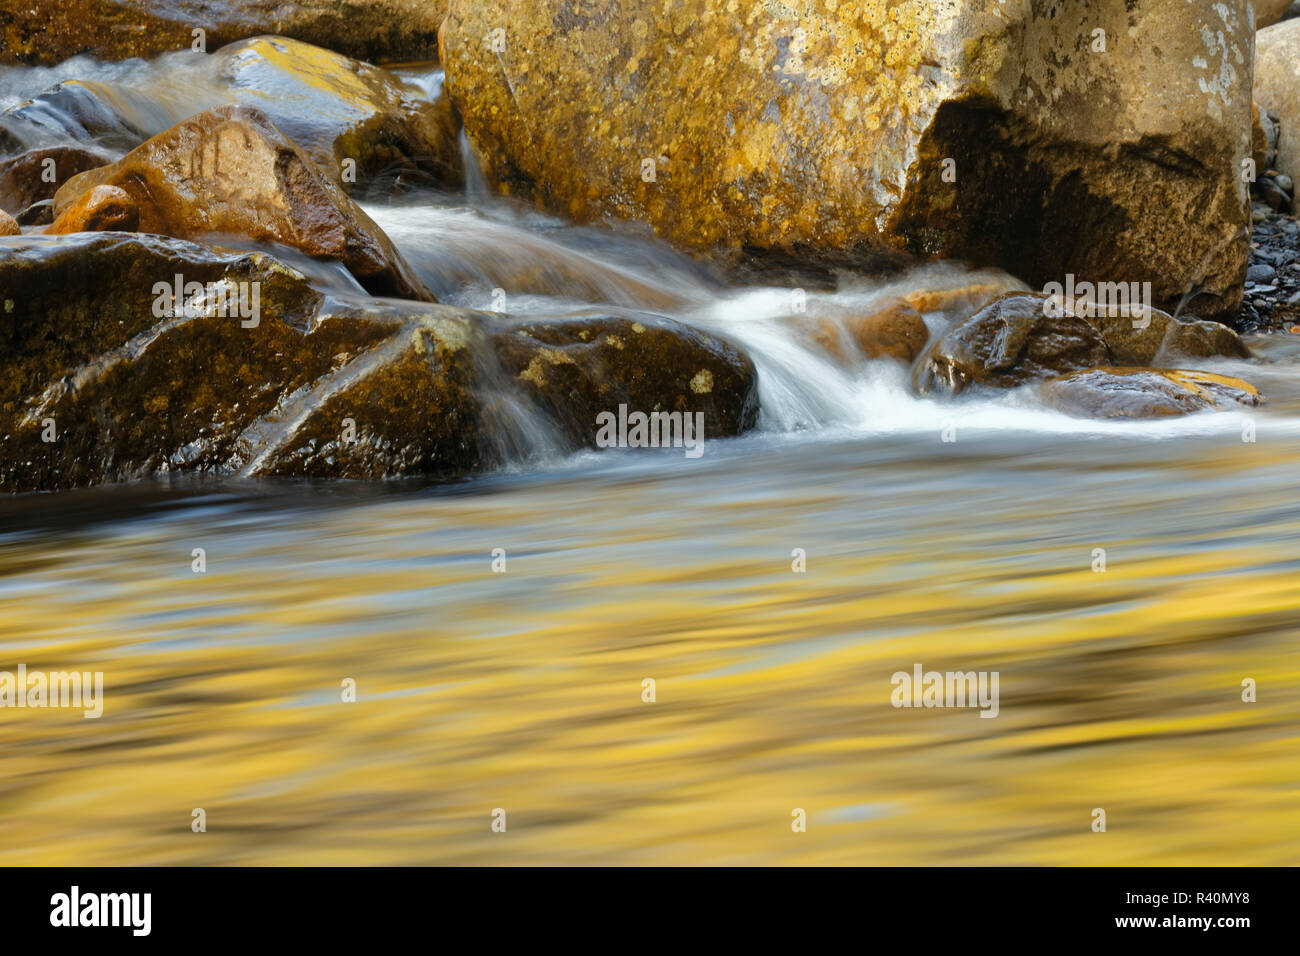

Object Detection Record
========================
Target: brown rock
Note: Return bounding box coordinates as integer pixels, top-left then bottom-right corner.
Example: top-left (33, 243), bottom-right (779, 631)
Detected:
top-left (0, 0), bottom-right (448, 66)
top-left (445, 0), bottom-right (1252, 323)
top-left (1041, 368), bottom-right (1263, 419)
top-left (46, 185), bottom-right (139, 234)
top-left (806, 299), bottom-right (929, 365)
top-left (913, 293), bottom-right (1112, 395)
top-left (0, 208), bottom-right (19, 236)
top-left (1089, 309), bottom-right (1250, 365)
top-left (902, 284), bottom-right (1013, 317)
top-left (53, 105), bottom-right (433, 300)
top-left (0, 146), bottom-right (112, 214)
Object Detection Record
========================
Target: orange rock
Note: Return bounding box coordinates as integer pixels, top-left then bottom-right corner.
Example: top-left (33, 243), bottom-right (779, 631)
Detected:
top-left (46, 185), bottom-right (139, 234)
top-left (53, 105), bottom-right (433, 301)
top-left (902, 284), bottom-right (1008, 316)
top-left (0, 208), bottom-right (19, 236)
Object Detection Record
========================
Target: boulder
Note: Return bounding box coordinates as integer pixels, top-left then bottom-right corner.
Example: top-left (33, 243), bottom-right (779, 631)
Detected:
top-left (0, 0), bottom-right (448, 66)
top-left (52, 105), bottom-right (433, 300)
top-left (214, 37), bottom-right (463, 192)
top-left (0, 233), bottom-right (759, 491)
top-left (913, 293), bottom-right (1112, 395)
top-left (47, 184), bottom-right (139, 234)
top-left (1041, 368), bottom-right (1263, 418)
top-left (1255, 19), bottom-right (1300, 182)
top-left (444, 0), bottom-right (1253, 323)
top-left (0, 146), bottom-right (112, 214)
top-left (0, 208), bottom-right (18, 235)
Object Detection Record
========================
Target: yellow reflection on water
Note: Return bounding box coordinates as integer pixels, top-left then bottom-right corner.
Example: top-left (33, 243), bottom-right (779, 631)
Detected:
top-left (0, 437), bottom-right (1298, 865)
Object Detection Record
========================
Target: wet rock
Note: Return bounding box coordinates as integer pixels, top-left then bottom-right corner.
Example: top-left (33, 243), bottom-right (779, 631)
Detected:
top-left (445, 0), bottom-right (1252, 323)
top-left (0, 208), bottom-right (18, 236)
top-left (0, 233), bottom-right (759, 491)
top-left (1041, 368), bottom-right (1263, 419)
top-left (1256, 19), bottom-right (1300, 182)
top-left (47, 184), bottom-right (139, 234)
top-left (0, 146), bottom-right (112, 214)
top-left (491, 312), bottom-right (760, 445)
top-left (0, 0), bottom-right (448, 67)
top-left (52, 105), bottom-right (433, 301)
top-left (213, 37), bottom-right (462, 193)
top-left (913, 293), bottom-right (1111, 395)
top-left (15, 199), bottom-right (53, 226)
top-left (805, 299), bottom-right (930, 365)
top-left (902, 283), bottom-right (1015, 318)
top-left (0, 79), bottom-right (170, 153)
top-left (1093, 308), bottom-right (1251, 365)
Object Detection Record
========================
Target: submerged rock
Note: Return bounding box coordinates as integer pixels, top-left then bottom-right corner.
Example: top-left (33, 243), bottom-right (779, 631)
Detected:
top-left (803, 299), bottom-right (930, 365)
top-left (0, 146), bottom-right (112, 214)
top-left (444, 0), bottom-right (1252, 323)
top-left (0, 79), bottom-right (169, 153)
top-left (51, 105), bottom-right (433, 300)
top-left (1255, 19), bottom-right (1300, 182)
top-left (0, 0), bottom-right (448, 67)
top-left (1041, 368), bottom-right (1263, 419)
top-left (213, 37), bottom-right (462, 192)
top-left (0, 234), bottom-right (759, 491)
top-left (913, 293), bottom-right (1111, 395)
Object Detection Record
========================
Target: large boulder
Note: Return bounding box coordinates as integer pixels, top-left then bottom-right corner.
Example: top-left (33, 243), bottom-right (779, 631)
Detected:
top-left (1041, 368), bottom-right (1263, 418)
top-left (0, 208), bottom-right (18, 235)
top-left (51, 105), bottom-right (433, 300)
top-left (0, 0), bottom-right (447, 66)
top-left (913, 293), bottom-right (1112, 395)
top-left (1255, 19), bottom-right (1300, 182)
top-left (0, 146), bottom-right (112, 214)
top-left (444, 0), bottom-right (1253, 324)
top-left (0, 233), bottom-right (759, 491)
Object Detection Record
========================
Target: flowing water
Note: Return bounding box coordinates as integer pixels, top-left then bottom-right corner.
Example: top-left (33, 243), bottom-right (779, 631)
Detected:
top-left (1, 64), bottom-right (1299, 865)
